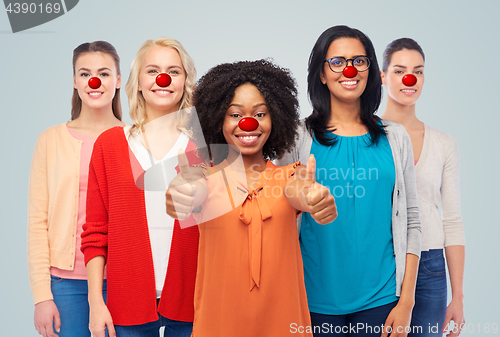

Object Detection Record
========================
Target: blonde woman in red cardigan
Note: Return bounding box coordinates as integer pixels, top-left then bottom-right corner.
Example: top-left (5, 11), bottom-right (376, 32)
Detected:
top-left (28, 41), bottom-right (123, 337)
top-left (81, 37), bottom-right (199, 337)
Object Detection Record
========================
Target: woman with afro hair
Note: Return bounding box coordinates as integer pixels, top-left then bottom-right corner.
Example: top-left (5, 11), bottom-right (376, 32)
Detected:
top-left (166, 59), bottom-right (337, 336)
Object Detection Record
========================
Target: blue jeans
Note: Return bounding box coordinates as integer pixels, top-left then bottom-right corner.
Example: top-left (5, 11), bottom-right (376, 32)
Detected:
top-left (310, 300), bottom-right (398, 336)
top-left (114, 314), bottom-right (193, 337)
top-left (51, 275), bottom-right (107, 337)
top-left (407, 249), bottom-right (447, 337)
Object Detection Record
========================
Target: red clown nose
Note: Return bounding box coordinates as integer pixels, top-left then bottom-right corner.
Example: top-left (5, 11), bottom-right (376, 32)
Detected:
top-left (402, 74), bottom-right (417, 86)
top-left (88, 77), bottom-right (101, 89)
top-left (156, 73), bottom-right (172, 87)
top-left (238, 117), bottom-right (259, 131)
top-left (342, 66), bottom-right (358, 78)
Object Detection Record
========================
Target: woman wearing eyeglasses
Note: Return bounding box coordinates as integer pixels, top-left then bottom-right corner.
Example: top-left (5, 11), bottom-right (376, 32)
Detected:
top-left (278, 25), bottom-right (421, 336)
top-left (381, 38), bottom-right (465, 337)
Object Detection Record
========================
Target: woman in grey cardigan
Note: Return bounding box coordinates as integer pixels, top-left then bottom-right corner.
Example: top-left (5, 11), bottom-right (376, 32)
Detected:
top-left (381, 38), bottom-right (465, 337)
top-left (278, 26), bottom-right (421, 337)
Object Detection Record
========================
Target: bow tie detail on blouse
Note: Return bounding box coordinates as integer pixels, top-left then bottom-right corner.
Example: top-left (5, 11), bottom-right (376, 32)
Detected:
top-left (237, 161), bottom-right (276, 291)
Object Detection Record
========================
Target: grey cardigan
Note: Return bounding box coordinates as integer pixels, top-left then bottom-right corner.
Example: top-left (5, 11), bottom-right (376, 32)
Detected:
top-left (277, 119), bottom-right (422, 297)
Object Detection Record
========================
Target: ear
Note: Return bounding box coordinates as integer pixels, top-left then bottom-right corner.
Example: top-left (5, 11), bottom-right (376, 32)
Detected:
top-left (320, 71), bottom-right (326, 85)
top-left (380, 70), bottom-right (386, 86)
top-left (73, 75), bottom-right (77, 90)
top-left (116, 74), bottom-right (122, 90)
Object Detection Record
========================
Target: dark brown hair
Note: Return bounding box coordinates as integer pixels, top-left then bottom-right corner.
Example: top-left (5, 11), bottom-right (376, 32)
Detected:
top-left (71, 41), bottom-right (122, 120)
top-left (382, 38), bottom-right (425, 72)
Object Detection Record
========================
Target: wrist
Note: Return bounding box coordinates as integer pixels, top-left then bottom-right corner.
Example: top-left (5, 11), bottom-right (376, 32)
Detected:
top-left (397, 297), bottom-right (415, 309)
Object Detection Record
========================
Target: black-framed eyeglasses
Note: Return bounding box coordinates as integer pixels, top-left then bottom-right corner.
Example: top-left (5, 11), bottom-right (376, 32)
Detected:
top-left (324, 56), bottom-right (371, 73)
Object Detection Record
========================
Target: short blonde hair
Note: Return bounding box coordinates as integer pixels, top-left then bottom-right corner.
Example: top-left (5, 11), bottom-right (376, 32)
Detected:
top-left (125, 37), bottom-right (196, 134)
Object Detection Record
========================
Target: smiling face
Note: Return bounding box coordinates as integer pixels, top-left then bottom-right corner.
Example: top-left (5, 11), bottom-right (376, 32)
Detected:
top-left (320, 38), bottom-right (369, 105)
top-left (138, 46), bottom-right (186, 115)
top-left (382, 49), bottom-right (425, 106)
top-left (223, 83), bottom-right (272, 160)
top-left (73, 52), bottom-right (121, 110)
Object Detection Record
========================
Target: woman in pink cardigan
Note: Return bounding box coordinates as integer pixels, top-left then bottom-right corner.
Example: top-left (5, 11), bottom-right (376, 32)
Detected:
top-left (28, 41), bottom-right (124, 337)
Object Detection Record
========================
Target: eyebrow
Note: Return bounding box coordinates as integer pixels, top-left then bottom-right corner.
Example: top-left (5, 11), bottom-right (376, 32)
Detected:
top-left (78, 67), bottom-right (111, 72)
top-left (228, 103), bottom-right (267, 108)
top-left (145, 64), bottom-right (183, 70)
top-left (393, 65), bottom-right (424, 69)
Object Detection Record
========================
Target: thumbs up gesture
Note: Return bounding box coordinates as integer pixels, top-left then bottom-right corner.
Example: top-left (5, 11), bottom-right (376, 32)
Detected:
top-left (298, 155), bottom-right (337, 225)
top-left (166, 149), bottom-right (206, 220)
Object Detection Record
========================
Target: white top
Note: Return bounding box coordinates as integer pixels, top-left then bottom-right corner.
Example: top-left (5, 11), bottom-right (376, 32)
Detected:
top-left (415, 124), bottom-right (465, 250)
top-left (125, 125), bottom-right (190, 297)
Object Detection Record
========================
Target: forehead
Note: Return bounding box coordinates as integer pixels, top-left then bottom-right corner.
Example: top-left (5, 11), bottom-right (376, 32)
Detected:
top-left (389, 49), bottom-right (424, 66)
top-left (231, 83), bottom-right (266, 103)
top-left (326, 38), bottom-right (366, 58)
top-left (75, 52), bottom-right (116, 70)
top-left (142, 46), bottom-right (183, 67)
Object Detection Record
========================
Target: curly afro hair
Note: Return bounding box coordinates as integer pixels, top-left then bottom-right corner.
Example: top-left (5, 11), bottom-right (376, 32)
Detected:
top-left (192, 59), bottom-right (300, 165)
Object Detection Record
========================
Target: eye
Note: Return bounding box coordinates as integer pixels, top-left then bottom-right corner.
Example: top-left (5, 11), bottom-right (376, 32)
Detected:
top-left (415, 70), bottom-right (423, 75)
top-left (168, 69), bottom-right (180, 75)
top-left (330, 58), bottom-right (344, 67)
top-left (148, 69), bottom-right (158, 74)
top-left (255, 112), bottom-right (266, 118)
top-left (230, 113), bottom-right (241, 118)
top-left (100, 72), bottom-right (110, 77)
top-left (395, 70), bottom-right (403, 74)
top-left (80, 72), bottom-right (90, 77)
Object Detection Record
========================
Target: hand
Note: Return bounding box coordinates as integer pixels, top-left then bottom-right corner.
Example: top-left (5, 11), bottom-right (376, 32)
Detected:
top-left (34, 300), bottom-right (60, 337)
top-left (89, 301), bottom-right (116, 337)
top-left (443, 298), bottom-right (465, 337)
top-left (301, 154), bottom-right (337, 225)
top-left (166, 149), bottom-right (203, 220)
top-left (381, 302), bottom-right (413, 337)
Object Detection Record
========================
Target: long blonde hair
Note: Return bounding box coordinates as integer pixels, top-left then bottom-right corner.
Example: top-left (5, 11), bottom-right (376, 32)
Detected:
top-left (125, 37), bottom-right (196, 134)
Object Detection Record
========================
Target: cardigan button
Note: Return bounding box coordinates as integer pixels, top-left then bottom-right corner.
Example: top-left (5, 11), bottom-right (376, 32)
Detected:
top-left (396, 211), bottom-right (399, 216)
top-left (397, 190), bottom-right (400, 195)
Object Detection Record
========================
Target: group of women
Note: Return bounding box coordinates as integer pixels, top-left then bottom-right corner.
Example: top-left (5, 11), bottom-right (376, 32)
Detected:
top-left (27, 25), bottom-right (465, 337)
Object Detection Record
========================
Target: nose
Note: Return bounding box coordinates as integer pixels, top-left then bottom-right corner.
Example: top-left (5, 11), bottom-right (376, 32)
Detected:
top-left (156, 73), bottom-right (172, 87)
top-left (238, 117), bottom-right (259, 131)
top-left (88, 77), bottom-right (101, 89)
top-left (342, 66), bottom-right (358, 78)
top-left (402, 74), bottom-right (417, 86)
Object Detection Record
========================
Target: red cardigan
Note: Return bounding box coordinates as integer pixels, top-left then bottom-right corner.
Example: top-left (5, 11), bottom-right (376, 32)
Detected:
top-left (81, 126), bottom-right (199, 326)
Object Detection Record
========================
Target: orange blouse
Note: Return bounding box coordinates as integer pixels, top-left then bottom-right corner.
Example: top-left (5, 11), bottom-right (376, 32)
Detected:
top-left (192, 160), bottom-right (312, 337)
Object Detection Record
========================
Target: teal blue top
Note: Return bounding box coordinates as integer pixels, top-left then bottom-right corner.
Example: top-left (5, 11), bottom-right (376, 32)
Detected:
top-left (301, 131), bottom-right (398, 315)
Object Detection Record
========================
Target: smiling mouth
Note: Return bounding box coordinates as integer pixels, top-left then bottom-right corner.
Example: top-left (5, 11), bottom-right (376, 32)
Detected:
top-left (152, 89), bottom-right (173, 95)
top-left (401, 89), bottom-right (416, 93)
top-left (235, 134), bottom-right (261, 145)
top-left (88, 91), bottom-right (103, 97)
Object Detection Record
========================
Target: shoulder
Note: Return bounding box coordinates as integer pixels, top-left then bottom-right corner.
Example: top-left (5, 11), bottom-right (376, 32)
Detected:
top-left (95, 126), bottom-right (126, 146)
top-left (426, 124), bottom-right (457, 147)
top-left (380, 119), bottom-right (408, 137)
top-left (37, 123), bottom-right (68, 140)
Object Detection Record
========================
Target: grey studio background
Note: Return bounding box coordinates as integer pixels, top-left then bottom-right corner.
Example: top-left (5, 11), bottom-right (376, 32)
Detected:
top-left (1, 0), bottom-right (499, 335)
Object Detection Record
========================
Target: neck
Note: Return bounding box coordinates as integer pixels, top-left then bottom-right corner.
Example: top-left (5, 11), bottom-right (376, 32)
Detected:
top-left (226, 149), bottom-right (267, 173)
top-left (144, 107), bottom-right (178, 133)
top-left (381, 97), bottom-right (420, 128)
top-left (329, 97), bottom-right (362, 125)
top-left (144, 102), bottom-right (179, 125)
top-left (75, 103), bottom-right (120, 130)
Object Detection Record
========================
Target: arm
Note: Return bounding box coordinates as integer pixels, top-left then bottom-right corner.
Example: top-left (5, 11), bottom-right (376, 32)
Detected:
top-left (81, 141), bottom-right (115, 337)
top-left (284, 155), bottom-right (337, 225)
top-left (28, 132), bottom-right (62, 337)
top-left (87, 256), bottom-right (115, 337)
top-left (383, 127), bottom-right (421, 337)
top-left (440, 138), bottom-right (466, 335)
top-left (382, 254), bottom-right (419, 337)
